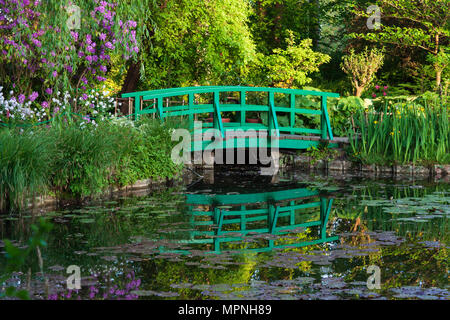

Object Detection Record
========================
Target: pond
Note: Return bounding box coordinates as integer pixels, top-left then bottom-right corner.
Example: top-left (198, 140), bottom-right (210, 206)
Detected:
top-left (0, 169), bottom-right (448, 300)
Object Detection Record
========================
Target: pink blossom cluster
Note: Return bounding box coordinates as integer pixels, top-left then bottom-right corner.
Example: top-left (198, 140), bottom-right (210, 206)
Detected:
top-left (372, 85), bottom-right (389, 98)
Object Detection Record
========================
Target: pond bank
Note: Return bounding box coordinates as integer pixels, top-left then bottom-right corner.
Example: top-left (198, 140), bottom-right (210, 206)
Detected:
top-left (26, 171), bottom-right (192, 213)
top-left (23, 155), bottom-right (450, 213)
top-left (281, 153), bottom-right (450, 181)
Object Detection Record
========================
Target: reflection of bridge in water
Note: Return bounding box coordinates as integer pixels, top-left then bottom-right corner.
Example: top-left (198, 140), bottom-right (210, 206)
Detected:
top-left (160, 186), bottom-right (339, 255)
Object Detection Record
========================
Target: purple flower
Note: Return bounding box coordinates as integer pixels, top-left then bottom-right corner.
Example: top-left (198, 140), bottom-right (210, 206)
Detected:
top-left (45, 88), bottom-right (53, 95)
top-left (375, 85), bottom-right (380, 90)
top-left (18, 94), bottom-right (26, 104)
top-left (29, 91), bottom-right (38, 102)
top-left (32, 39), bottom-right (42, 48)
top-left (104, 42), bottom-right (115, 50)
top-left (99, 33), bottom-right (107, 41)
top-left (42, 101), bottom-right (49, 108)
top-left (70, 31), bottom-right (78, 42)
top-left (52, 71), bottom-right (58, 78)
top-left (87, 45), bottom-right (96, 54)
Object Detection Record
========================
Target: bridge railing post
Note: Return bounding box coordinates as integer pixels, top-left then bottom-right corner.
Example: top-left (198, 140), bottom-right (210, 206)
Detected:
top-left (157, 97), bottom-right (163, 121)
top-left (188, 93), bottom-right (194, 130)
top-left (290, 93), bottom-right (295, 134)
top-left (321, 96), bottom-right (327, 140)
top-left (134, 96), bottom-right (141, 121)
top-left (240, 91), bottom-right (246, 126)
top-left (213, 91), bottom-right (224, 137)
top-left (320, 95), bottom-right (333, 141)
top-left (268, 91), bottom-right (280, 137)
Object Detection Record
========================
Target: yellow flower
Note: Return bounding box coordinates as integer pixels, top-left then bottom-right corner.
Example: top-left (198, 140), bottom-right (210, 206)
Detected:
top-left (374, 121), bottom-right (378, 124)
top-left (390, 131), bottom-right (394, 136)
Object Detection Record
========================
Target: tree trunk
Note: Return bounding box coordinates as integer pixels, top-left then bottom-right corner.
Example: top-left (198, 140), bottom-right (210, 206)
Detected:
top-left (436, 68), bottom-right (442, 90)
top-left (355, 86), bottom-right (363, 97)
top-left (273, 2), bottom-right (283, 46)
top-left (120, 61), bottom-right (141, 94)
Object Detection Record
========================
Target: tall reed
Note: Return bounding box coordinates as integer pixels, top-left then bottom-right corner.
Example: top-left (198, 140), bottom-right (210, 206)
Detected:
top-left (47, 122), bottom-right (126, 198)
top-left (349, 101), bottom-right (449, 165)
top-left (0, 128), bottom-right (52, 212)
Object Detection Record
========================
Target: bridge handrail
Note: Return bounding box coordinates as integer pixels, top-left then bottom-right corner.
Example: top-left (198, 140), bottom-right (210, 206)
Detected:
top-left (121, 86), bottom-right (338, 141)
top-left (122, 86), bottom-right (338, 100)
top-left (185, 187), bottom-right (320, 206)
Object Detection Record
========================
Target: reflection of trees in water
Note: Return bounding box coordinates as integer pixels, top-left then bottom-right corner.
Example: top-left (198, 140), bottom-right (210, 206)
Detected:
top-left (332, 182), bottom-right (449, 242)
top-left (343, 240), bottom-right (448, 293)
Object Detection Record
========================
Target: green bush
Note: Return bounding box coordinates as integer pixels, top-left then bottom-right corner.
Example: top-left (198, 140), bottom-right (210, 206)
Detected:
top-left (47, 123), bottom-right (125, 198)
top-left (328, 96), bottom-right (365, 137)
top-left (0, 118), bottom-right (183, 211)
top-left (113, 119), bottom-right (182, 187)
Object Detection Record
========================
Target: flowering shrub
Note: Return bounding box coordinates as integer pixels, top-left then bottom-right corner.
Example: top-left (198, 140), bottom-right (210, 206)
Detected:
top-left (0, 86), bottom-right (43, 123)
top-left (371, 85), bottom-right (389, 98)
top-left (0, 86), bottom-right (115, 124)
top-left (0, 0), bottom-right (139, 118)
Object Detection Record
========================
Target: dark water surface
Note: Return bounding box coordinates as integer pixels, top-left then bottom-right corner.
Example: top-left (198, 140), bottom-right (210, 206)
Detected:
top-left (1, 170), bottom-right (448, 300)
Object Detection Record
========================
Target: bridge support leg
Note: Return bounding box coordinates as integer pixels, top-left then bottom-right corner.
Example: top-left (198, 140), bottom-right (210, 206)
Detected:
top-left (202, 150), bottom-right (215, 169)
top-left (203, 169), bottom-right (214, 185)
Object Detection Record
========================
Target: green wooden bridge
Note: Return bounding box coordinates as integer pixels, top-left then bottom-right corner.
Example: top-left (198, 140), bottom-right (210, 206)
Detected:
top-left (158, 186), bottom-right (339, 255)
top-left (122, 86), bottom-right (340, 151)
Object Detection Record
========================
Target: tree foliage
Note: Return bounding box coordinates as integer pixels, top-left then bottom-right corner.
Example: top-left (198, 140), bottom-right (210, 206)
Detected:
top-left (341, 47), bottom-right (384, 97)
top-left (352, 0), bottom-right (450, 88)
top-left (250, 31), bottom-right (331, 88)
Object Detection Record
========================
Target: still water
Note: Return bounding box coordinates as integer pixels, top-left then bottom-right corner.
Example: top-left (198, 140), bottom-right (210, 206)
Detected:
top-left (1, 169), bottom-right (448, 300)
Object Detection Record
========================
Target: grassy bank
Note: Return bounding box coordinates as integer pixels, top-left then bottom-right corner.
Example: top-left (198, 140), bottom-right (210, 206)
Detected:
top-left (0, 118), bottom-right (182, 213)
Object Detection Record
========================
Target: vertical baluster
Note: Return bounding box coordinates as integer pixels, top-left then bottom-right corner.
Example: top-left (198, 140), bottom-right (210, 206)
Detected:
top-left (134, 96), bottom-right (141, 121)
top-left (188, 93), bottom-right (194, 130)
top-left (213, 91), bottom-right (224, 137)
top-left (157, 97), bottom-right (163, 121)
top-left (290, 93), bottom-right (295, 134)
top-left (321, 96), bottom-right (327, 140)
top-left (240, 91), bottom-right (246, 126)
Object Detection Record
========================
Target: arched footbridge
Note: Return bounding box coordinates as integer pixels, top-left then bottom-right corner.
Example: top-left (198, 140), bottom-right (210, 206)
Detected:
top-left (122, 86), bottom-right (342, 151)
